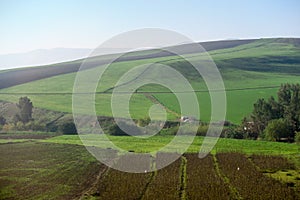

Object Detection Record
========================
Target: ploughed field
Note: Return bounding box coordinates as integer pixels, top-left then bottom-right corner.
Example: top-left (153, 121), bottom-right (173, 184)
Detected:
top-left (0, 142), bottom-right (299, 200)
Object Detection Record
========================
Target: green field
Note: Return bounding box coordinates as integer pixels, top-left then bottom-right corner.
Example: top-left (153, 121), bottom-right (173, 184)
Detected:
top-left (42, 135), bottom-right (300, 156)
top-left (0, 39), bottom-right (299, 123)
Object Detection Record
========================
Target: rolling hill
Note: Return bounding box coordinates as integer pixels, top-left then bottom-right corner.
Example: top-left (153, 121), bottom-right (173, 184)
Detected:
top-left (0, 38), bottom-right (299, 123)
top-left (0, 39), bottom-right (255, 89)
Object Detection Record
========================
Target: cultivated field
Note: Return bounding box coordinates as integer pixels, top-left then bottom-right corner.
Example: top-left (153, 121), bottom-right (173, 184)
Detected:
top-left (0, 138), bottom-right (299, 200)
top-left (0, 38), bottom-right (300, 199)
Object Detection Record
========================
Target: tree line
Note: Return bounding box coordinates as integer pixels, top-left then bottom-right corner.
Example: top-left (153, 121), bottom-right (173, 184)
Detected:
top-left (0, 97), bottom-right (77, 134)
top-left (242, 83), bottom-right (300, 142)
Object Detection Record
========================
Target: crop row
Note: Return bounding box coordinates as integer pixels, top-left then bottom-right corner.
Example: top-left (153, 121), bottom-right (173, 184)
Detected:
top-left (217, 153), bottom-right (296, 199)
top-left (185, 153), bottom-right (233, 199)
top-left (95, 154), bottom-right (153, 200)
top-left (143, 153), bottom-right (182, 200)
top-left (84, 152), bottom-right (299, 200)
top-left (250, 154), bottom-right (295, 172)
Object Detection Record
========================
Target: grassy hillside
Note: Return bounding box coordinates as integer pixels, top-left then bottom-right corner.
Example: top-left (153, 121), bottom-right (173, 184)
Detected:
top-left (0, 39), bottom-right (256, 89)
top-left (0, 38), bottom-right (299, 123)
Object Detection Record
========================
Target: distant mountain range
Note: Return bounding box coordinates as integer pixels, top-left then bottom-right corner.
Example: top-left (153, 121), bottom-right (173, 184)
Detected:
top-left (0, 48), bottom-right (92, 70)
top-left (0, 39), bottom-right (256, 71)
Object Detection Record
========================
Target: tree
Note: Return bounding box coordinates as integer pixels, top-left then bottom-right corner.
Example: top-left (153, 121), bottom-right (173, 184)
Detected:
top-left (278, 83), bottom-right (300, 133)
top-left (16, 97), bottom-right (33, 123)
top-left (264, 119), bottom-right (292, 141)
top-left (250, 98), bottom-right (279, 137)
top-left (248, 83), bottom-right (300, 141)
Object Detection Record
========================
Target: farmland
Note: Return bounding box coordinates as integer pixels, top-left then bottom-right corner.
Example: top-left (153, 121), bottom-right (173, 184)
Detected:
top-left (0, 38), bottom-right (300, 123)
top-left (0, 38), bottom-right (300, 199)
top-left (0, 138), bottom-right (299, 199)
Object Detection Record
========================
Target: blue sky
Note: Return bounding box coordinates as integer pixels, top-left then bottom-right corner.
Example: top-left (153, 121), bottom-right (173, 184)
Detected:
top-left (0, 0), bottom-right (299, 54)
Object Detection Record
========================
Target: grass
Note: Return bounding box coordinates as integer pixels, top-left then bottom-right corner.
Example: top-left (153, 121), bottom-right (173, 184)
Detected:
top-left (43, 134), bottom-right (300, 156)
top-left (0, 139), bottom-right (32, 143)
top-left (0, 38), bottom-right (299, 123)
top-left (153, 87), bottom-right (280, 123)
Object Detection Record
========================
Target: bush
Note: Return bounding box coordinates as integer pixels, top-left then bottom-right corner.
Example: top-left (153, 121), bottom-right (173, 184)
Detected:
top-left (15, 121), bottom-right (26, 131)
top-left (197, 125), bottom-right (233, 137)
top-left (58, 121), bottom-right (77, 135)
top-left (2, 123), bottom-right (15, 132)
top-left (138, 117), bottom-right (151, 127)
top-left (46, 122), bottom-right (59, 132)
top-left (264, 119), bottom-right (292, 141)
top-left (223, 127), bottom-right (244, 139)
top-left (295, 132), bottom-right (300, 144)
top-left (154, 125), bottom-right (179, 136)
top-left (0, 116), bottom-right (6, 125)
top-left (108, 123), bottom-right (128, 136)
top-left (26, 121), bottom-right (46, 131)
top-left (108, 121), bottom-right (141, 136)
top-left (197, 125), bottom-right (209, 136)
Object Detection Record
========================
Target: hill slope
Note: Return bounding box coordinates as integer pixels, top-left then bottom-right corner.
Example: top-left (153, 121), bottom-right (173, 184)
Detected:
top-left (0, 38), bottom-right (299, 123)
top-left (0, 39), bottom-right (256, 89)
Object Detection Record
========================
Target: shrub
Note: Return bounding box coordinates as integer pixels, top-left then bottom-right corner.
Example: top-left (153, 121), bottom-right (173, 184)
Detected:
top-left (108, 121), bottom-right (141, 136)
top-left (295, 131), bottom-right (300, 144)
top-left (138, 117), bottom-right (151, 127)
top-left (15, 121), bottom-right (26, 131)
top-left (156, 125), bottom-right (179, 136)
top-left (108, 123), bottom-right (128, 136)
top-left (2, 123), bottom-right (15, 132)
top-left (26, 121), bottom-right (46, 131)
top-left (264, 119), bottom-right (292, 141)
top-left (0, 116), bottom-right (6, 125)
top-left (197, 125), bottom-right (209, 136)
top-left (58, 121), bottom-right (77, 135)
top-left (224, 127), bottom-right (244, 139)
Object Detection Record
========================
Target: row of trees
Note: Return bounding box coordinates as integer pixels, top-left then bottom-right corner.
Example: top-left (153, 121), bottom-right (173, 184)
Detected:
top-left (0, 97), bottom-right (77, 134)
top-left (243, 83), bottom-right (300, 142)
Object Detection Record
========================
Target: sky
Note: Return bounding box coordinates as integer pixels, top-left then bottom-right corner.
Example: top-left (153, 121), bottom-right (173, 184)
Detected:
top-left (0, 0), bottom-right (299, 55)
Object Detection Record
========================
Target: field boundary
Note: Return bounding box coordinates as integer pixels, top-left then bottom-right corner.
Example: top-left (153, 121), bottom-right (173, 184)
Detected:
top-left (179, 156), bottom-right (187, 200)
top-left (144, 93), bottom-right (180, 118)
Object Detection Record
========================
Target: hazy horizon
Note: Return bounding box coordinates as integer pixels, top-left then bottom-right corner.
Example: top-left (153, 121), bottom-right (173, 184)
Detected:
top-left (1, 0), bottom-right (299, 55)
top-left (1, 36), bottom-right (300, 70)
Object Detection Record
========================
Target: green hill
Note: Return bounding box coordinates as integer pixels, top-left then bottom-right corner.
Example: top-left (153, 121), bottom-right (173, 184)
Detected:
top-left (0, 38), bottom-right (299, 123)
